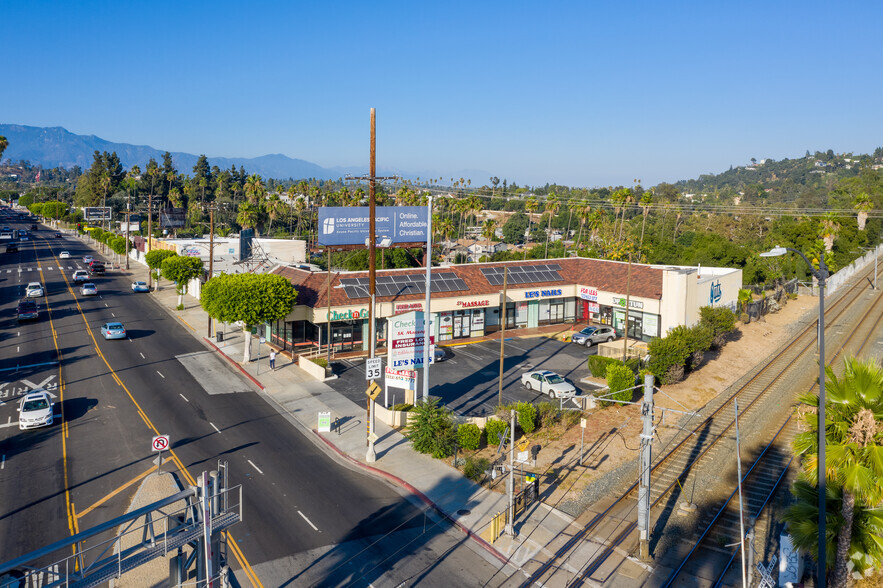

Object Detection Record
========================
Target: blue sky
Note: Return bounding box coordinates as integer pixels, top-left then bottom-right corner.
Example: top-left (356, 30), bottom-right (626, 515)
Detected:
top-left (2, 1), bottom-right (881, 187)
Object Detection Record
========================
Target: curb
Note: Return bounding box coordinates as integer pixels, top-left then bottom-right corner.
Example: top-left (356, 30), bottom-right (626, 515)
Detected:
top-left (312, 431), bottom-right (510, 567)
top-left (203, 337), bottom-right (266, 390)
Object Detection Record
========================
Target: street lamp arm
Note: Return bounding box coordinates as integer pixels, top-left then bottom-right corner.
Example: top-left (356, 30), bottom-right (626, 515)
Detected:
top-left (781, 247), bottom-right (827, 282)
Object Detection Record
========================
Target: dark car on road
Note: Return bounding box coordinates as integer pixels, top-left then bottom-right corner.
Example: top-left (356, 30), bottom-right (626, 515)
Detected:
top-left (89, 261), bottom-right (106, 275)
top-left (16, 299), bottom-right (39, 321)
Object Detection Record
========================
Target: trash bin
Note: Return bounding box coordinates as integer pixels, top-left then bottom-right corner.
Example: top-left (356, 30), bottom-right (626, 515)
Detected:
top-left (216, 331), bottom-right (224, 343)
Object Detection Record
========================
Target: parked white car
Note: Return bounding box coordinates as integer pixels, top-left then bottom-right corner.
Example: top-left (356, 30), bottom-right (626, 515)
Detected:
top-left (521, 370), bottom-right (577, 399)
top-left (25, 282), bottom-right (44, 297)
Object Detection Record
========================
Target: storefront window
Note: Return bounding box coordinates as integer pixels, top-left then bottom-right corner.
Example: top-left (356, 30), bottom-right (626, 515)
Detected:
top-left (565, 298), bottom-right (576, 322)
top-left (538, 300), bottom-right (551, 325)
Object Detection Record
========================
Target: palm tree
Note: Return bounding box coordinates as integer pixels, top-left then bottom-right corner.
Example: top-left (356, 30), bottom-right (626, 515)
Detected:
top-left (543, 195), bottom-right (561, 259)
top-left (618, 188), bottom-right (635, 240)
top-left (0, 135), bottom-right (8, 162)
top-left (480, 219), bottom-right (497, 263)
top-left (791, 356), bottom-right (883, 585)
top-left (575, 201), bottom-right (591, 249)
top-left (244, 174), bottom-right (265, 205)
top-left (265, 194), bottom-right (283, 235)
top-left (638, 191), bottom-right (653, 251)
top-left (524, 196), bottom-right (539, 259)
top-left (820, 214), bottom-right (841, 252)
top-left (237, 202), bottom-right (260, 231)
top-left (853, 193), bottom-right (873, 231)
top-left (564, 199), bottom-right (581, 255)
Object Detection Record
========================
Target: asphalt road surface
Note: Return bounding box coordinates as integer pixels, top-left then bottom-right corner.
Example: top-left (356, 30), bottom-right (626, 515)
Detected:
top-left (328, 335), bottom-right (599, 416)
top-left (0, 213), bottom-right (505, 586)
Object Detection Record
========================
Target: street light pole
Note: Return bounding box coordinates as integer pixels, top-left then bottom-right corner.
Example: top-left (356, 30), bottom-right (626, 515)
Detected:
top-left (761, 245), bottom-right (828, 587)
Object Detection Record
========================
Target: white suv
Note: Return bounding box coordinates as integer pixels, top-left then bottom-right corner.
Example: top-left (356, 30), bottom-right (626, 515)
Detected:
top-left (26, 282), bottom-right (44, 297)
top-left (72, 270), bottom-right (89, 283)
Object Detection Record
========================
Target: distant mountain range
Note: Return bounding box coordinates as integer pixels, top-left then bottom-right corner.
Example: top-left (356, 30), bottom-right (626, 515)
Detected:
top-left (0, 124), bottom-right (387, 181)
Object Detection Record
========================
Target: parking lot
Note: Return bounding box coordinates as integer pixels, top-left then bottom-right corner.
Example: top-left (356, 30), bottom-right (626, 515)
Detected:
top-left (327, 335), bottom-right (602, 417)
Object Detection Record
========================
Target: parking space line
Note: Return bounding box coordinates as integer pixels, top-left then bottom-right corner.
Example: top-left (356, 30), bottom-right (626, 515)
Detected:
top-left (248, 460), bottom-right (264, 475)
top-left (179, 394), bottom-right (189, 402)
top-left (210, 422), bottom-right (222, 434)
top-left (156, 371), bottom-right (165, 379)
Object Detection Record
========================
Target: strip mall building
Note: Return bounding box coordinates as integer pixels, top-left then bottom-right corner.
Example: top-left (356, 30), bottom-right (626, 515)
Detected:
top-left (268, 258), bottom-right (741, 354)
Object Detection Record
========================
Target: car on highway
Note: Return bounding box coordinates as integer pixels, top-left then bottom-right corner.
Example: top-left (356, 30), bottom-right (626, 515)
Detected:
top-left (83, 255), bottom-right (93, 264)
top-left (72, 270), bottom-right (89, 283)
top-left (25, 282), bottom-right (44, 297)
top-left (16, 299), bottom-right (39, 321)
top-left (80, 283), bottom-right (98, 296)
top-left (2, 226), bottom-right (10, 232)
top-left (59, 251), bottom-right (71, 259)
top-left (89, 261), bottom-right (106, 275)
top-left (570, 326), bottom-right (617, 346)
top-left (30, 224), bottom-right (38, 230)
top-left (5, 242), bottom-right (18, 253)
top-left (18, 392), bottom-right (53, 430)
top-left (101, 322), bottom-right (127, 340)
top-left (55, 232), bottom-right (62, 238)
top-left (131, 281), bottom-right (150, 293)
top-left (521, 370), bottom-right (578, 399)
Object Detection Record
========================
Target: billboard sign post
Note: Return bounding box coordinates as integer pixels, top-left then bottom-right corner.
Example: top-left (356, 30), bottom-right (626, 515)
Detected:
top-left (83, 207), bottom-right (112, 221)
top-left (388, 311), bottom-right (435, 370)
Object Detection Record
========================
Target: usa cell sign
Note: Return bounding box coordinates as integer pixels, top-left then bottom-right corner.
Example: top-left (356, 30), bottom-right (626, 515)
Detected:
top-left (317, 206), bottom-right (428, 246)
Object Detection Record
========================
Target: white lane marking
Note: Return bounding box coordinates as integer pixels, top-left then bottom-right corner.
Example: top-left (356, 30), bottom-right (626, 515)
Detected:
top-left (104, 303), bottom-right (108, 307)
top-left (111, 313), bottom-right (115, 317)
top-left (157, 371), bottom-right (165, 379)
top-left (17, 347), bottom-right (19, 353)
top-left (210, 422), bottom-right (222, 434)
top-left (0, 422), bottom-right (19, 430)
top-left (1, 455), bottom-right (4, 469)
top-left (247, 460), bottom-right (264, 475)
top-left (140, 352), bottom-right (145, 359)
top-left (298, 510), bottom-right (319, 531)
top-left (17, 332), bottom-right (20, 337)
top-left (179, 394), bottom-right (189, 402)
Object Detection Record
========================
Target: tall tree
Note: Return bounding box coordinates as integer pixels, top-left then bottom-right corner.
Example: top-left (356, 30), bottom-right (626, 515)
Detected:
top-left (524, 196), bottom-right (539, 259)
top-left (0, 135), bottom-right (8, 161)
top-left (543, 194), bottom-right (560, 259)
top-left (480, 219), bottom-right (497, 263)
top-left (791, 356), bottom-right (883, 585)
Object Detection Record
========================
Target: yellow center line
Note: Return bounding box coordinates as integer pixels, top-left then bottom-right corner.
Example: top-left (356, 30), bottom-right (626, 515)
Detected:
top-left (42, 240), bottom-right (263, 587)
top-left (76, 464), bottom-right (158, 519)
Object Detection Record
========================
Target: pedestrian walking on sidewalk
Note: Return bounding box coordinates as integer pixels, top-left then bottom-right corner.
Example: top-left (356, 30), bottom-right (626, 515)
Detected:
top-left (269, 350), bottom-right (276, 370)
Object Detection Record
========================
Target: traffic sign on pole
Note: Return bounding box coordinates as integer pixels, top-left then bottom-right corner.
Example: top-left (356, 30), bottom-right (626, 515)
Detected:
top-left (152, 435), bottom-right (170, 452)
top-left (365, 381), bottom-right (382, 401)
top-left (366, 357), bottom-right (382, 381)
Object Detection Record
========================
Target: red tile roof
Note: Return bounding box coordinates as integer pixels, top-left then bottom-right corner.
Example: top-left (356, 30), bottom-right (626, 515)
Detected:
top-left (272, 257), bottom-right (663, 309)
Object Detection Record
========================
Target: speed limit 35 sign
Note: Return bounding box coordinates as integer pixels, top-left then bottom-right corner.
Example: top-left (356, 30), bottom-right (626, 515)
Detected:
top-left (366, 357), bottom-right (382, 381)
top-left (152, 435), bottom-right (170, 452)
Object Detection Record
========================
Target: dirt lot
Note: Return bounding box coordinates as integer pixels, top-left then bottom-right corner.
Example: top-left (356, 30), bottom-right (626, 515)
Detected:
top-left (471, 294), bottom-right (819, 506)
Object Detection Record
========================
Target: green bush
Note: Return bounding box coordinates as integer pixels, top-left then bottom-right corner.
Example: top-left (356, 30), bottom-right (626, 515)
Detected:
top-left (536, 401), bottom-right (560, 429)
top-left (457, 423), bottom-right (482, 450)
top-left (392, 403), bottom-right (414, 412)
top-left (516, 402), bottom-right (537, 434)
top-left (699, 306), bottom-right (736, 349)
top-left (462, 456), bottom-right (490, 482)
top-left (405, 398), bottom-right (456, 459)
top-left (625, 357), bottom-right (641, 373)
top-left (604, 363), bottom-right (636, 406)
top-left (587, 355), bottom-right (624, 377)
top-left (484, 419), bottom-right (508, 447)
top-left (561, 410), bottom-right (583, 428)
top-left (647, 335), bottom-right (690, 385)
top-left (669, 324), bottom-right (714, 370)
top-left (311, 357), bottom-right (328, 368)
top-left (176, 303), bottom-right (184, 311)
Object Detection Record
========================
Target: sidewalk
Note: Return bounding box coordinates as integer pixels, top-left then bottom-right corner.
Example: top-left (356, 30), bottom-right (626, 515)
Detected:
top-left (106, 247), bottom-right (589, 585)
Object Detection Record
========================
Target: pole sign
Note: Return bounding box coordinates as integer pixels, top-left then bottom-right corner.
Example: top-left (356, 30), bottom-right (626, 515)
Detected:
top-left (388, 311), bottom-right (435, 369)
top-left (83, 207), bottom-right (111, 221)
top-left (317, 206), bottom-right (429, 246)
top-left (151, 435), bottom-right (170, 452)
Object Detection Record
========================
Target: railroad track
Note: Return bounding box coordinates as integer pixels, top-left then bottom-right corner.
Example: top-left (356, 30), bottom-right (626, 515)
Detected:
top-left (661, 275), bottom-right (883, 587)
top-left (521, 263), bottom-right (881, 587)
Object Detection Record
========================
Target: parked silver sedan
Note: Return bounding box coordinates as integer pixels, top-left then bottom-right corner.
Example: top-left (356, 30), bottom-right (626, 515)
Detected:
top-left (521, 370), bottom-right (577, 399)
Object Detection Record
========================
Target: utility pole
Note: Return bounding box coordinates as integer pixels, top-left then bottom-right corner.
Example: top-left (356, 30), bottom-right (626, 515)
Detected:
top-left (637, 373), bottom-right (654, 560)
top-left (622, 251), bottom-right (632, 362)
top-left (207, 205), bottom-right (216, 338)
top-left (735, 398), bottom-right (747, 588)
top-left (497, 266), bottom-right (508, 406)
top-left (506, 408), bottom-right (516, 536)
top-left (147, 190), bottom-right (154, 289)
top-left (346, 108), bottom-right (394, 464)
top-left (125, 202), bottom-right (130, 270)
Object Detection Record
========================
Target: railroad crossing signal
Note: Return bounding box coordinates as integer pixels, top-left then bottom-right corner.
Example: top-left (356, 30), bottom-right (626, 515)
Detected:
top-left (365, 381), bottom-right (382, 401)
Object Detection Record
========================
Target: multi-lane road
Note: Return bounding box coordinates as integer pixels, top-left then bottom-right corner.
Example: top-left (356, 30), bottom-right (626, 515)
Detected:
top-left (0, 211), bottom-right (504, 586)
